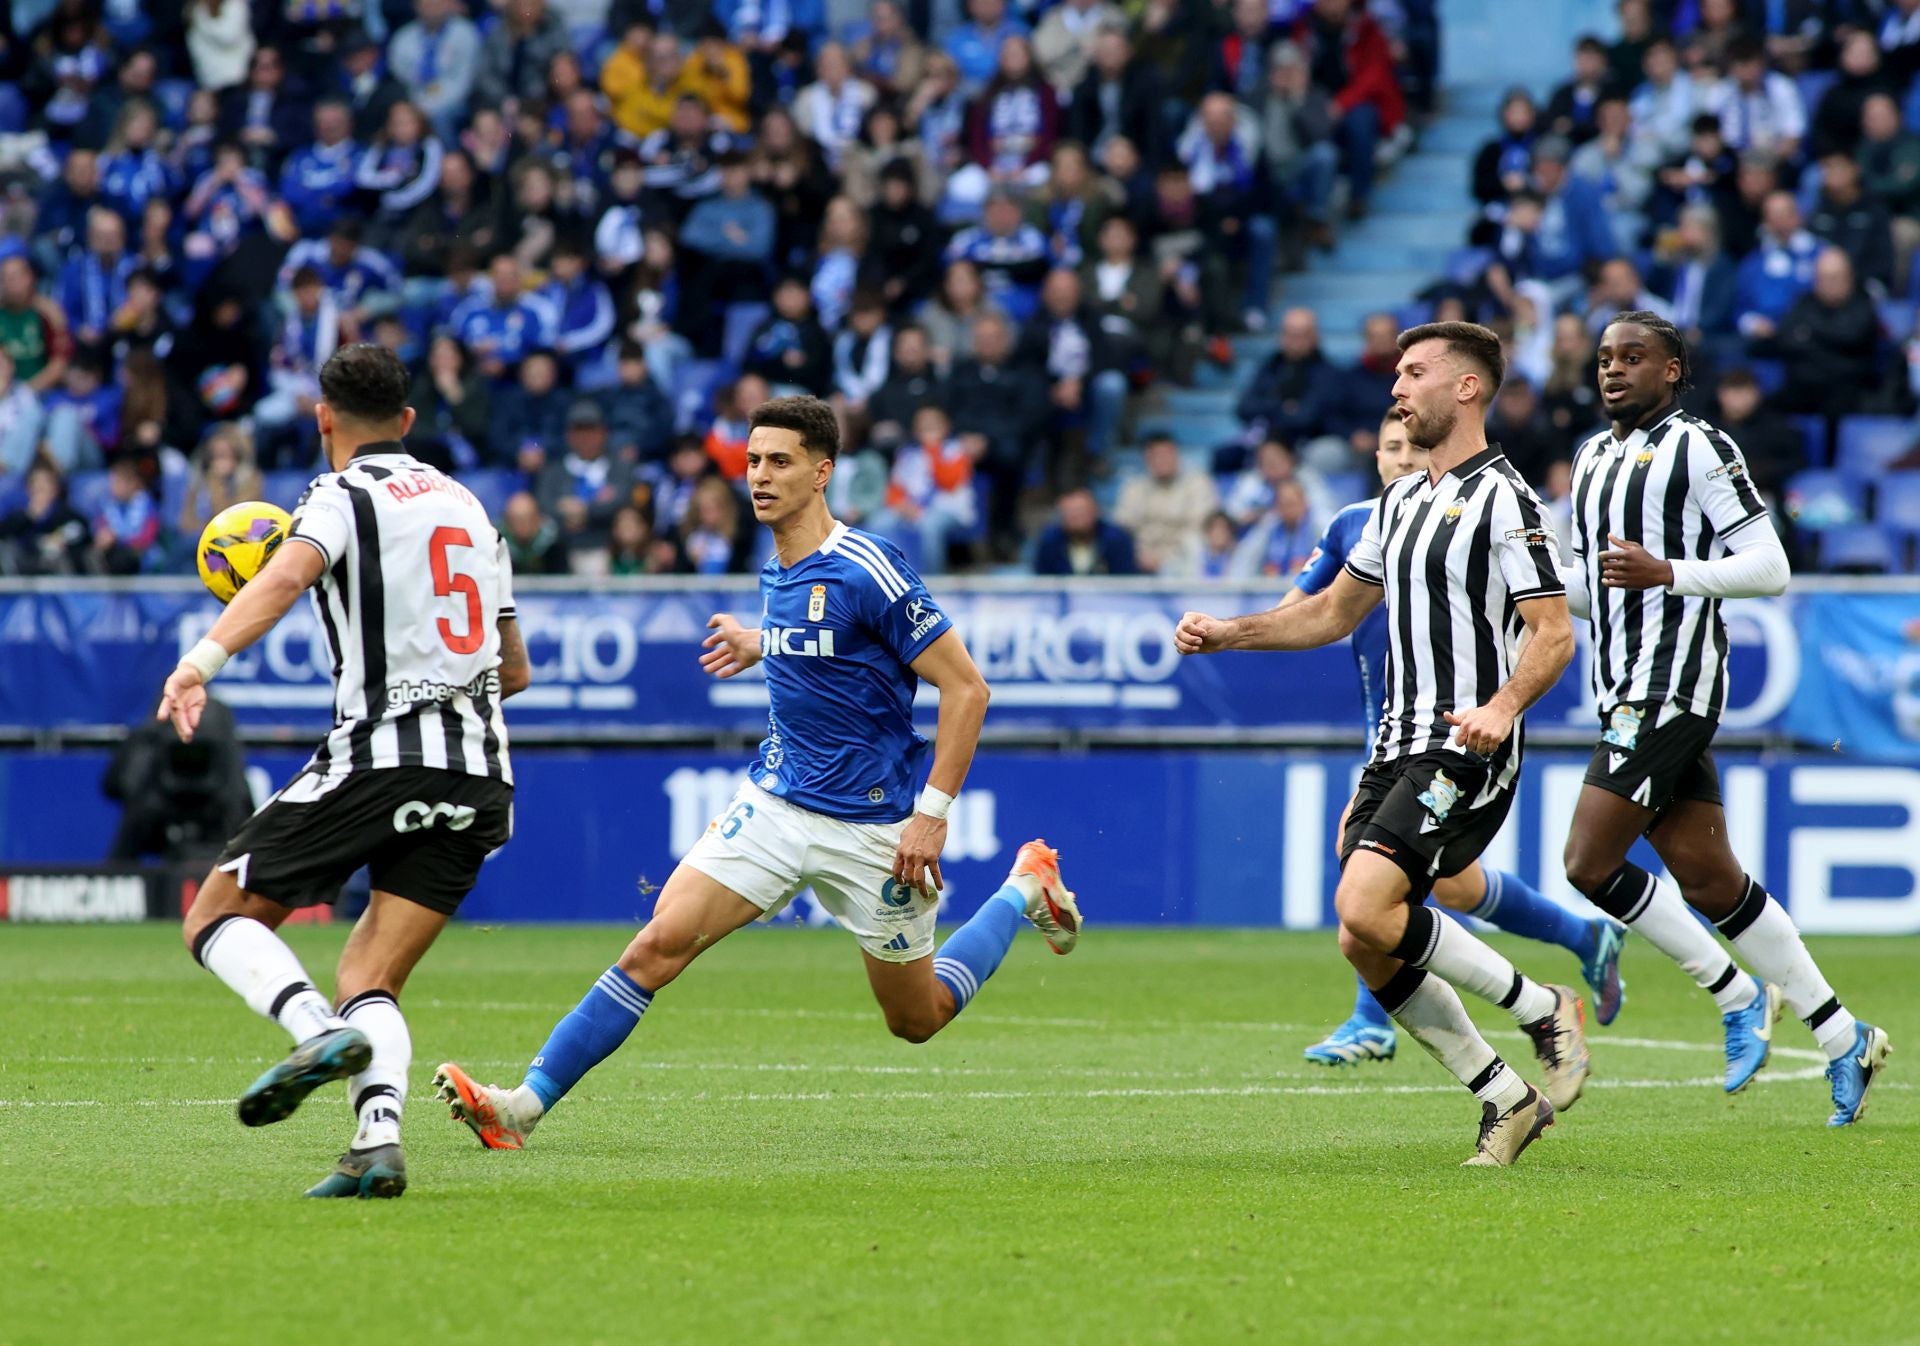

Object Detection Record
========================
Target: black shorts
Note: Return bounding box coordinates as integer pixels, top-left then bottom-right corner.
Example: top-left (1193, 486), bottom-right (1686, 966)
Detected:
top-left (1581, 701), bottom-right (1722, 824)
top-left (215, 766), bottom-right (513, 915)
top-left (1339, 751), bottom-right (1515, 901)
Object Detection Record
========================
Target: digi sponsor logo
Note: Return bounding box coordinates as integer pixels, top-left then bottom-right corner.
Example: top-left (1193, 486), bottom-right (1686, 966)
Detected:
top-left (760, 627), bottom-right (838, 658)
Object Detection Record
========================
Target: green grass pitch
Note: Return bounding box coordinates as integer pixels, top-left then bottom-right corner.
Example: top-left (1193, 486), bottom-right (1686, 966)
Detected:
top-left (2, 923), bottom-right (1916, 1346)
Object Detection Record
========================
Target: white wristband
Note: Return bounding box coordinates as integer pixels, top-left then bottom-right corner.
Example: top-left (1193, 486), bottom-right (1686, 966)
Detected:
top-left (181, 638), bottom-right (230, 684)
top-left (916, 786), bottom-right (954, 820)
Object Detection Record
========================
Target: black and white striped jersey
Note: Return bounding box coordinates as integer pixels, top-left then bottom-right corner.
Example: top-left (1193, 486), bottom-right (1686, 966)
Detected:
top-left (281, 442), bottom-right (514, 792)
top-left (1568, 406), bottom-right (1771, 722)
top-left (1343, 444), bottom-right (1565, 799)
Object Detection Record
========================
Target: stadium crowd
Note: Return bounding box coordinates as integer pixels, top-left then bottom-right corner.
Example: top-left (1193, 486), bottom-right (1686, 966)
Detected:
top-left (0, 0), bottom-right (1912, 580)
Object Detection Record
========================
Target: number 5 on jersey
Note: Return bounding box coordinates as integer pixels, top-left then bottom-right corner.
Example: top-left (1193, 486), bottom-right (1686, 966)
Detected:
top-left (431, 526), bottom-right (484, 654)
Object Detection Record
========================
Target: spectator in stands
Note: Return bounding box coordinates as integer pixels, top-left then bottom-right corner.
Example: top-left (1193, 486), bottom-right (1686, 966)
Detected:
top-left (704, 375), bottom-right (763, 480)
top-left (948, 309), bottom-right (1047, 547)
top-left (1808, 152), bottom-right (1894, 294)
top-left (1582, 257), bottom-right (1673, 336)
top-left (1329, 312), bottom-right (1400, 443)
top-left (1033, 486), bottom-right (1137, 575)
top-left (502, 490), bottom-right (572, 575)
top-left (1524, 136), bottom-right (1617, 289)
top-left (1112, 431), bottom-right (1217, 574)
top-left (1710, 366), bottom-right (1804, 502)
top-left (1230, 476), bottom-right (1318, 578)
top-left (539, 237), bottom-right (621, 385)
top-left (1081, 213), bottom-right (1171, 383)
top-left (388, 0), bottom-right (482, 140)
top-left (1290, 0), bottom-right (1403, 220)
top-left (78, 50), bottom-right (161, 152)
top-left (91, 457), bottom-right (159, 575)
top-left (811, 196), bottom-right (870, 331)
top-left (476, 0), bottom-right (571, 111)
top-left (453, 254), bottom-right (557, 383)
top-left (336, 31), bottom-right (408, 143)
top-left (1236, 306), bottom-right (1332, 445)
top-left (1628, 37), bottom-right (1697, 167)
top-left (55, 207), bottom-right (134, 351)
top-left (906, 51), bottom-right (971, 192)
top-left (832, 290), bottom-right (892, 424)
top-left (1225, 436), bottom-right (1311, 527)
top-left (1212, 0), bottom-right (1276, 103)
top-left (1033, 142), bottom-right (1115, 273)
top-left (1650, 112), bottom-right (1736, 236)
top-left (1569, 96), bottom-right (1650, 230)
top-left (1544, 36), bottom-right (1619, 146)
top-left (185, 0), bottom-right (255, 94)
top-left (177, 422), bottom-right (262, 541)
top-left (600, 344), bottom-right (675, 464)
top-left (868, 324), bottom-right (945, 451)
top-left (865, 161), bottom-right (945, 314)
top-left (1608, 0), bottom-right (1655, 91)
top-left (679, 474), bottom-right (753, 573)
top-left (608, 503), bottom-right (681, 576)
top-left (1020, 267), bottom-right (1126, 480)
top-left (1259, 42), bottom-right (1338, 254)
top-left (494, 349), bottom-right (568, 472)
top-left (409, 334), bottom-right (492, 468)
top-left (1485, 377), bottom-right (1560, 486)
top-left (1179, 92), bottom-right (1275, 333)
top-left (877, 403), bottom-right (981, 573)
top-left (945, 189), bottom-right (1050, 324)
top-left (1474, 86), bottom-right (1536, 208)
top-left (252, 266), bottom-right (338, 460)
top-left (500, 159), bottom-right (588, 273)
top-left (1708, 39), bottom-right (1805, 161)
top-left (793, 42), bottom-right (877, 173)
top-left (168, 283), bottom-right (264, 435)
top-left (1540, 312), bottom-right (1601, 446)
top-left (1067, 29), bottom-right (1160, 167)
top-left (1135, 0), bottom-right (1211, 111)
top-left (354, 99), bottom-right (445, 236)
top-left (849, 0), bottom-right (927, 98)
top-left (1717, 149), bottom-right (1784, 258)
top-left (1859, 92), bottom-right (1920, 221)
top-left (170, 90), bottom-right (223, 191)
top-left (97, 101), bottom-right (175, 225)
top-left (686, 26), bottom-right (753, 136)
top-left (0, 461), bottom-right (88, 575)
top-left (841, 103), bottom-right (939, 211)
top-left (35, 148), bottom-right (108, 269)
top-left (538, 398), bottom-right (639, 554)
top-left (218, 45), bottom-right (310, 172)
top-left (746, 106), bottom-right (835, 268)
top-left (963, 35), bottom-right (1061, 205)
top-left (36, 348), bottom-right (118, 472)
top-left (282, 216), bottom-right (402, 338)
top-left (399, 150), bottom-right (502, 278)
top-left (1190, 508), bottom-right (1240, 578)
top-left (1883, 0), bottom-right (1920, 87)
top-left (621, 228), bottom-right (696, 388)
top-left (1811, 30), bottom-right (1896, 161)
top-left (1758, 247), bottom-right (1882, 418)
top-left (744, 275), bottom-right (834, 396)
top-left (279, 100), bottom-right (361, 239)
top-left (1685, 0), bottom-right (1745, 68)
top-left (1646, 204), bottom-right (1738, 344)
top-left (181, 139), bottom-right (275, 259)
top-left (1034, 0), bottom-right (1118, 96)
top-left (0, 347), bottom-right (44, 477)
top-left (1733, 189), bottom-right (1819, 340)
top-left (947, 0), bottom-right (1029, 94)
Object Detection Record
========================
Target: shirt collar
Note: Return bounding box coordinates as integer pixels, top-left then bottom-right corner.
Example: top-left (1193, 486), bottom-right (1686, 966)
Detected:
top-left (351, 439), bottom-right (409, 459)
top-left (1427, 442), bottom-right (1505, 487)
top-left (1602, 402), bottom-right (1683, 456)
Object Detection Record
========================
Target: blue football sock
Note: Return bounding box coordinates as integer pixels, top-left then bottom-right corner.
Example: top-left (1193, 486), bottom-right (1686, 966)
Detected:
top-left (1349, 972), bottom-right (1393, 1028)
top-left (931, 883), bottom-right (1025, 1013)
top-left (523, 966), bottom-right (653, 1110)
top-left (1472, 870), bottom-right (1596, 960)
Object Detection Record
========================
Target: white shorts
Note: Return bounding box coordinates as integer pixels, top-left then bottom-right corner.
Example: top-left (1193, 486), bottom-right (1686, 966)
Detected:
top-left (682, 782), bottom-right (937, 963)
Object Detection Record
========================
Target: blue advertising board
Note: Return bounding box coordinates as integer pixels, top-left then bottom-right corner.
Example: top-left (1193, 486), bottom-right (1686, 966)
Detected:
top-left (0, 580), bottom-right (1817, 742)
top-left (4, 746), bottom-right (1917, 934)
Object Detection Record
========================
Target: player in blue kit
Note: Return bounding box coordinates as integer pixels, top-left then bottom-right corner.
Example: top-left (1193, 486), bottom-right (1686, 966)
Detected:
top-left (1297, 411), bottom-right (1625, 1066)
top-left (433, 396), bottom-right (1082, 1148)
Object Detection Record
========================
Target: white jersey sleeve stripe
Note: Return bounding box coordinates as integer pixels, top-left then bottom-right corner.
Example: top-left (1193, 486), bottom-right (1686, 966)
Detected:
top-left (838, 533), bottom-right (908, 598)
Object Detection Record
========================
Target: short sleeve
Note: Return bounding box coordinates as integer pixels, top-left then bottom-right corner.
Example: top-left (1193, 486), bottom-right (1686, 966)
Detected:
top-left (495, 533), bottom-right (517, 621)
top-left (1342, 497), bottom-right (1387, 586)
top-left (1292, 509), bottom-right (1351, 596)
top-left (1491, 483), bottom-right (1566, 602)
top-left (1688, 423), bottom-right (1770, 542)
top-left (849, 535), bottom-right (952, 667)
top-left (287, 476), bottom-right (352, 568)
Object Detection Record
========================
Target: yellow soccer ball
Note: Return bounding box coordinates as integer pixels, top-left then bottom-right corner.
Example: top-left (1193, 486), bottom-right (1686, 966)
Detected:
top-left (196, 501), bottom-right (293, 604)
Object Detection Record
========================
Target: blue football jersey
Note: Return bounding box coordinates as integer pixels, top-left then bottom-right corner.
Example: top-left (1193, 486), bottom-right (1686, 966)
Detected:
top-left (747, 523), bottom-right (954, 823)
top-left (1292, 499), bottom-right (1389, 736)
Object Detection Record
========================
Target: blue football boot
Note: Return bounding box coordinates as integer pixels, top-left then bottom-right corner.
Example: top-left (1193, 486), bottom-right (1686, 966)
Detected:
top-left (1303, 1018), bottom-right (1397, 1066)
top-left (1581, 920), bottom-right (1626, 1027)
top-left (237, 1026), bottom-right (372, 1127)
top-left (306, 1144), bottom-right (408, 1199)
top-left (1826, 1022), bottom-right (1892, 1127)
top-left (1722, 981), bottom-right (1780, 1094)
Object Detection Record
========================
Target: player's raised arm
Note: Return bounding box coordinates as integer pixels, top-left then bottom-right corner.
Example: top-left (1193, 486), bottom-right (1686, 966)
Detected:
top-left (1177, 567), bottom-right (1383, 655)
top-left (897, 628), bottom-right (990, 897)
top-left (699, 612), bottom-right (764, 679)
top-left (158, 539), bottom-right (327, 741)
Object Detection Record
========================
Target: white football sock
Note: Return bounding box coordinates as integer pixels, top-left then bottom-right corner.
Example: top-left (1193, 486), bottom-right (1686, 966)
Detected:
top-left (341, 990), bottom-right (409, 1150)
top-left (195, 915), bottom-right (345, 1045)
top-left (1401, 907), bottom-right (1557, 1024)
top-left (1378, 968), bottom-right (1530, 1112)
top-left (1612, 874), bottom-right (1755, 1012)
top-left (1717, 879), bottom-right (1858, 1059)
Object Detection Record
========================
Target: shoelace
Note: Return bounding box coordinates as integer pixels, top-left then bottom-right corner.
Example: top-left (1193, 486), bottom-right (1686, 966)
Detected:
top-left (1524, 1014), bottom-right (1563, 1070)
top-left (1474, 1100), bottom-right (1499, 1150)
top-left (1725, 1006), bottom-right (1754, 1070)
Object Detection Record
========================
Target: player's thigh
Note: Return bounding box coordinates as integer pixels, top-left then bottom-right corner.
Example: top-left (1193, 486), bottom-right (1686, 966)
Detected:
top-left (335, 889), bottom-right (452, 1001)
top-left (1334, 847), bottom-right (1414, 944)
top-left (860, 952), bottom-right (948, 1043)
top-left (655, 782), bottom-right (808, 974)
top-left (1562, 781), bottom-right (1657, 892)
top-left (806, 814), bottom-right (937, 965)
top-left (620, 859), bottom-right (767, 985)
top-left (1429, 858), bottom-right (1487, 912)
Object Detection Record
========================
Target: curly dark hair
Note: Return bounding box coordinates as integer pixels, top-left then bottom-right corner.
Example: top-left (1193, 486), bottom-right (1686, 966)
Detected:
top-left (1601, 309), bottom-right (1693, 392)
top-left (748, 395), bottom-right (841, 461)
top-left (318, 343), bottom-right (411, 424)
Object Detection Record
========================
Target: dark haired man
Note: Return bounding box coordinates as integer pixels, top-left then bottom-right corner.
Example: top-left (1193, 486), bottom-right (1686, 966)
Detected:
top-left (1177, 323), bottom-right (1589, 1166)
top-left (1562, 311), bottom-right (1888, 1125)
top-left (435, 395), bottom-right (1084, 1151)
top-left (160, 344), bottom-right (531, 1197)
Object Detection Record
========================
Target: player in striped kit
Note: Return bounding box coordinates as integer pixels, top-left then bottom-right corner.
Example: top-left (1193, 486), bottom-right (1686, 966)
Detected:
top-left (1559, 312), bottom-right (1889, 1124)
top-left (159, 344), bottom-right (529, 1197)
top-left (1178, 323), bottom-right (1589, 1166)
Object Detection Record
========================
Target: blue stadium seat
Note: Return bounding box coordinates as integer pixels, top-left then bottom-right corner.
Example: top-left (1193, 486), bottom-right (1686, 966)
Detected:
top-left (671, 359), bottom-right (728, 434)
top-left (1835, 416), bottom-right (1915, 481)
top-left (1783, 468), bottom-right (1866, 529)
top-left (1818, 523), bottom-right (1896, 573)
top-left (1873, 471), bottom-right (1920, 533)
top-left (1878, 299), bottom-right (1916, 343)
top-left (1748, 359), bottom-right (1786, 394)
top-left (721, 304), bottom-right (770, 370)
top-left (1790, 414), bottom-right (1829, 467)
top-left (460, 468), bottom-right (517, 522)
top-left (68, 471), bottom-right (111, 520)
top-left (262, 470), bottom-right (311, 509)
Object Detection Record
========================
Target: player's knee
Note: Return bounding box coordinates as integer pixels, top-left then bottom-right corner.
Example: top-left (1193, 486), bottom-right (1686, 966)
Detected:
top-left (617, 923), bottom-right (695, 986)
top-left (884, 1006), bottom-right (943, 1044)
top-left (1334, 888), bottom-right (1397, 952)
top-left (1662, 844), bottom-right (1741, 907)
top-left (1562, 837), bottom-right (1619, 898)
top-left (1336, 922), bottom-right (1372, 965)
